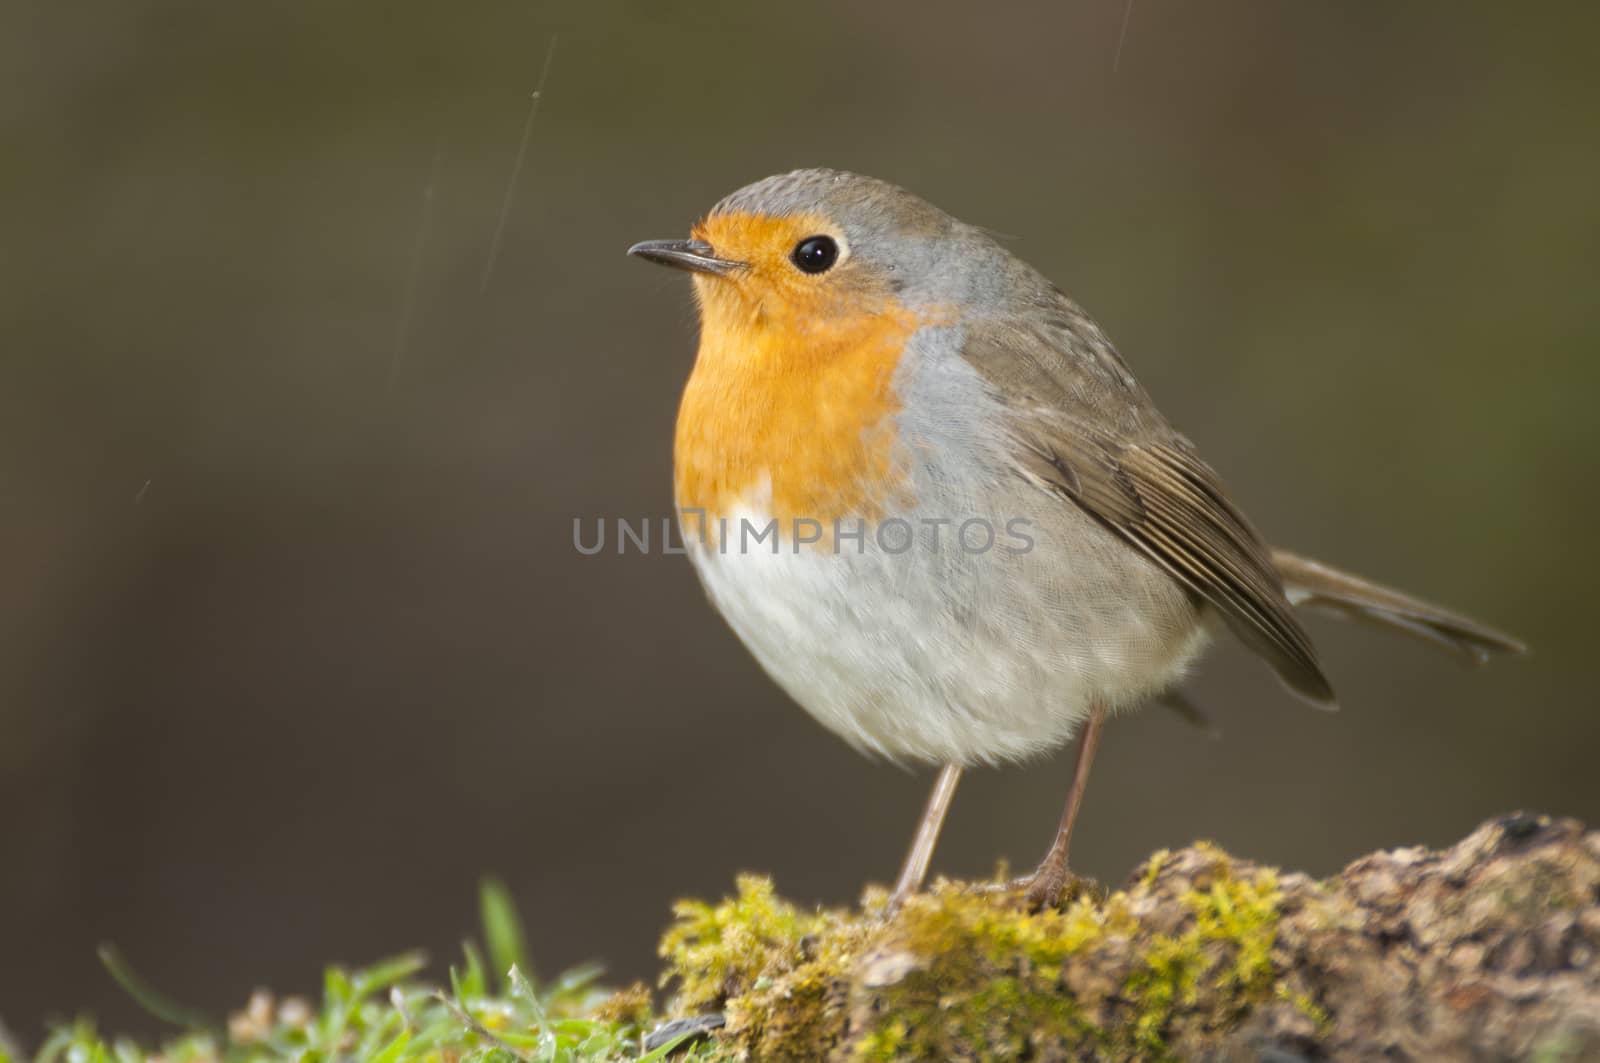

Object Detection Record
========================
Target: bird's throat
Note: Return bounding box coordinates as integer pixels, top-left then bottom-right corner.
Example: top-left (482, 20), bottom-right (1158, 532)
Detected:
top-left (673, 291), bottom-right (922, 532)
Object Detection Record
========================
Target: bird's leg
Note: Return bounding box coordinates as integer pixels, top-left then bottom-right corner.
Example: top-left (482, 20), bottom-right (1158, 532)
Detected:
top-left (887, 762), bottom-right (962, 912)
top-left (1024, 706), bottom-right (1107, 909)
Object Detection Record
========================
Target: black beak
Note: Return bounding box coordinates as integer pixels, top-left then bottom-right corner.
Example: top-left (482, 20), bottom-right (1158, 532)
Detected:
top-left (627, 239), bottom-right (745, 277)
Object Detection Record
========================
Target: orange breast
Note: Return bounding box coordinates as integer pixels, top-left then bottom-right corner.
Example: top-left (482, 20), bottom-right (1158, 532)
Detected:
top-left (674, 289), bottom-right (923, 529)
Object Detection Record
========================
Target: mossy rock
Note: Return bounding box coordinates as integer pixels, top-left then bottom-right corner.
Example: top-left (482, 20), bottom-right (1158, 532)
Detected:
top-left (658, 816), bottom-right (1600, 1061)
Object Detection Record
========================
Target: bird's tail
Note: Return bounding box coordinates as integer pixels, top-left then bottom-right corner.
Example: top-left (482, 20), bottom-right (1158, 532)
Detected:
top-left (1270, 548), bottom-right (1527, 663)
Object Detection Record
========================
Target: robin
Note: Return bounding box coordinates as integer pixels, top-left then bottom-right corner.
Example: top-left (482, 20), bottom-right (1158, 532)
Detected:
top-left (628, 168), bottom-right (1524, 909)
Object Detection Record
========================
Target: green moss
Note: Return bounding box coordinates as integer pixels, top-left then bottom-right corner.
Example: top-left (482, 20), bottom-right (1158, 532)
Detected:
top-left (660, 847), bottom-right (1292, 1061)
top-left (848, 887), bottom-right (1110, 1060)
top-left (1140, 848), bottom-right (1173, 888)
top-left (1278, 984), bottom-right (1332, 1030)
top-left (1122, 848), bottom-right (1282, 1058)
top-left (659, 875), bottom-right (881, 1060)
top-left (658, 873), bottom-right (826, 1012)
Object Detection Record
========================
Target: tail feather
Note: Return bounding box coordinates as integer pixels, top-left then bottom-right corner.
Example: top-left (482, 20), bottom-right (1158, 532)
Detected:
top-left (1270, 549), bottom-right (1527, 664)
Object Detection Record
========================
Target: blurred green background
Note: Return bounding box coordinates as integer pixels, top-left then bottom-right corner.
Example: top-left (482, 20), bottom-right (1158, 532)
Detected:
top-left (4, 0), bottom-right (1596, 1040)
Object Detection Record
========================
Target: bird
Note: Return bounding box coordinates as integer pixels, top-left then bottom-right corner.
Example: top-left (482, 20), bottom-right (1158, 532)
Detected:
top-left (628, 168), bottom-right (1525, 910)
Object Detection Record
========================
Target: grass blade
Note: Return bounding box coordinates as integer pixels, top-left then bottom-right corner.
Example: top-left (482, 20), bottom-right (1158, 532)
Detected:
top-left (633, 1033), bottom-right (691, 1062)
top-left (480, 878), bottom-right (530, 994)
top-left (97, 945), bottom-right (212, 1030)
top-left (351, 952), bottom-right (429, 997)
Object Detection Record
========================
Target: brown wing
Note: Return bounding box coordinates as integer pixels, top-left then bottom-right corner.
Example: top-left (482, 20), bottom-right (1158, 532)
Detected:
top-left (962, 312), bottom-right (1337, 708)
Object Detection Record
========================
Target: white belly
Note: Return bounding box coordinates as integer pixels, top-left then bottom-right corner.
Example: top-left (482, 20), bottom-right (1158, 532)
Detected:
top-left (684, 496), bottom-right (1206, 765)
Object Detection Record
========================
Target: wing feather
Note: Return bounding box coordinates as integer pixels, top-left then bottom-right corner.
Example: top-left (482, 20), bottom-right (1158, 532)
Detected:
top-left (963, 316), bottom-right (1337, 706)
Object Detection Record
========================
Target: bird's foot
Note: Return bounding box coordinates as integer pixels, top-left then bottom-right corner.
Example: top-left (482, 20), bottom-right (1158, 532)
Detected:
top-left (1024, 861), bottom-right (1087, 910)
top-left (972, 867), bottom-right (1099, 910)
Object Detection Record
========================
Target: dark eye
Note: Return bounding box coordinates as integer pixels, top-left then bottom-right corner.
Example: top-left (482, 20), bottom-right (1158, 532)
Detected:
top-left (791, 235), bottom-right (839, 274)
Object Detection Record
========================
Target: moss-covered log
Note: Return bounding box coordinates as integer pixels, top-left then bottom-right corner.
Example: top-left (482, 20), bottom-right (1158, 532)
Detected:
top-left (655, 814), bottom-right (1600, 1060)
